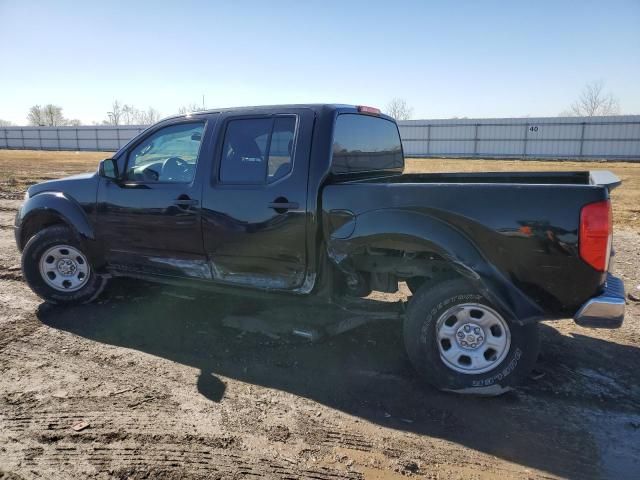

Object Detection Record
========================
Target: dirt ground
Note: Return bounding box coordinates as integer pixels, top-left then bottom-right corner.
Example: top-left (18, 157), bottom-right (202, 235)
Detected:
top-left (0, 150), bottom-right (639, 480)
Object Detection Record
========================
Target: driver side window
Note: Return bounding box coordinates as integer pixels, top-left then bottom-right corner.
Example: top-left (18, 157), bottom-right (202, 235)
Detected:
top-left (125, 122), bottom-right (205, 183)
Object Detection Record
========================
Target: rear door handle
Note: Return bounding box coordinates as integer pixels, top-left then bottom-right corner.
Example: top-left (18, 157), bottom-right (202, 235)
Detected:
top-left (174, 197), bottom-right (199, 207)
top-left (268, 201), bottom-right (299, 210)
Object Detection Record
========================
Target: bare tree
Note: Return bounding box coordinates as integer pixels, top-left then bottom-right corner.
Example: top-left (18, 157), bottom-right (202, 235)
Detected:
top-left (114, 104), bottom-right (141, 125)
top-left (385, 98), bottom-right (414, 121)
top-left (0, 119), bottom-right (13, 126)
top-left (130, 109), bottom-right (144, 125)
top-left (28, 104), bottom-right (66, 126)
top-left (139, 107), bottom-right (160, 125)
top-left (27, 105), bottom-right (46, 126)
top-left (28, 104), bottom-right (79, 126)
top-left (43, 104), bottom-right (65, 126)
top-left (105, 100), bottom-right (124, 126)
top-left (178, 103), bottom-right (207, 115)
top-left (564, 81), bottom-right (620, 117)
top-left (121, 104), bottom-right (133, 125)
top-left (67, 119), bottom-right (82, 126)
top-left (148, 107), bottom-right (161, 124)
top-left (104, 101), bottom-right (161, 125)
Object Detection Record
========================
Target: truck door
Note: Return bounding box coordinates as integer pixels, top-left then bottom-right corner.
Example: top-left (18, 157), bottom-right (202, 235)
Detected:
top-left (201, 109), bottom-right (313, 290)
top-left (97, 118), bottom-right (213, 278)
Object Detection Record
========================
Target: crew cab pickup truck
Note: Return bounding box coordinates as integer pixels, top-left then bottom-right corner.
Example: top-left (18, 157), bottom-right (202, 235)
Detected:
top-left (15, 104), bottom-right (626, 394)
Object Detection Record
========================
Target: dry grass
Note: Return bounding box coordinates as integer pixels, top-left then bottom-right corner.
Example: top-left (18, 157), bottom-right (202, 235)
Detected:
top-left (0, 150), bottom-right (638, 230)
top-left (406, 158), bottom-right (640, 231)
top-left (0, 150), bottom-right (106, 199)
top-left (0, 149), bottom-right (106, 175)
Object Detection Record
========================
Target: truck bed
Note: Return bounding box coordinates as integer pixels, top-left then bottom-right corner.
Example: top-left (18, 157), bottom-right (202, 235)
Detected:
top-left (334, 170), bottom-right (620, 189)
top-left (321, 170), bottom-right (618, 320)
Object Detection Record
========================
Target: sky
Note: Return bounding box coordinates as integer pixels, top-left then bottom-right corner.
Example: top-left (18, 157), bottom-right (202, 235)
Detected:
top-left (1, 0), bottom-right (639, 124)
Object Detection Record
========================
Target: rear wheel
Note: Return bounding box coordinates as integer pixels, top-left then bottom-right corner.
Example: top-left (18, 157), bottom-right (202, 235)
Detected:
top-left (22, 225), bottom-right (106, 305)
top-left (403, 279), bottom-right (539, 395)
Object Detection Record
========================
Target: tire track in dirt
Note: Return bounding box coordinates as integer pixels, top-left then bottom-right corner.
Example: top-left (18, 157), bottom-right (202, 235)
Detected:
top-left (0, 315), bottom-right (39, 352)
top-left (0, 269), bottom-right (22, 281)
top-left (4, 444), bottom-right (364, 479)
top-left (297, 418), bottom-right (374, 453)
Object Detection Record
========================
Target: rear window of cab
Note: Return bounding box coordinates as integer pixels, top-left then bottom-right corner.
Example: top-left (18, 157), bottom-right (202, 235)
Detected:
top-left (331, 114), bottom-right (403, 175)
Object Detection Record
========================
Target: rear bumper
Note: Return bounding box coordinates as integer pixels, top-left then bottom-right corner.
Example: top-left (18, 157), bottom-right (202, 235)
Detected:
top-left (574, 273), bottom-right (625, 328)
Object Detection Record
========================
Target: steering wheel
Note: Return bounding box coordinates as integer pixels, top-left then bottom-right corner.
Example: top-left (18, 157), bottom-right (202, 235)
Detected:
top-left (162, 156), bottom-right (189, 181)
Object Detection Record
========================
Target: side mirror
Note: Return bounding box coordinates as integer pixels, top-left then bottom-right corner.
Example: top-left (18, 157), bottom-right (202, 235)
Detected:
top-left (99, 158), bottom-right (118, 180)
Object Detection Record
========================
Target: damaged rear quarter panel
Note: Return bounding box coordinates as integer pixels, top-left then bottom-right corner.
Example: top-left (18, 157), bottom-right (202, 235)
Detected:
top-left (322, 181), bottom-right (608, 321)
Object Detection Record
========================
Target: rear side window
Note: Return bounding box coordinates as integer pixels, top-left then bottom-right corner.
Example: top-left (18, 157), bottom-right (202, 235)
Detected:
top-left (268, 117), bottom-right (296, 181)
top-left (331, 114), bottom-right (403, 174)
top-left (219, 116), bottom-right (296, 184)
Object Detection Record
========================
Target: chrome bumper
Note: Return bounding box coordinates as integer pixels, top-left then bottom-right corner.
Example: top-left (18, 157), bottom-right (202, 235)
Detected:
top-left (574, 273), bottom-right (625, 328)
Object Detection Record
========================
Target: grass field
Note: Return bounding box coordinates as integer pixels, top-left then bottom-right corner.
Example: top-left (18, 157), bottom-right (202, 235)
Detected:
top-left (405, 158), bottom-right (640, 231)
top-left (1, 149), bottom-right (638, 230)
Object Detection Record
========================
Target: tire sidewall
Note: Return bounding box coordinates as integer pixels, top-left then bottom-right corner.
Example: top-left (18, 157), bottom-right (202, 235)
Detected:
top-left (21, 226), bottom-right (104, 305)
top-left (404, 280), bottom-right (539, 393)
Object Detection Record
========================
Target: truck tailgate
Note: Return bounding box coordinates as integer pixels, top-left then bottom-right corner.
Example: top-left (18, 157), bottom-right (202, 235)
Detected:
top-left (589, 170), bottom-right (622, 191)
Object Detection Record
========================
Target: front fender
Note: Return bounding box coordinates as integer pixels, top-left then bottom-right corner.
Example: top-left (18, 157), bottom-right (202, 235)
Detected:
top-left (17, 192), bottom-right (96, 256)
top-left (327, 208), bottom-right (545, 324)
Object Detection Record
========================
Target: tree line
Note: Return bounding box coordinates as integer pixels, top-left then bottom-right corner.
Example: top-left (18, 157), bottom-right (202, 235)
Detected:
top-left (383, 81), bottom-right (620, 121)
top-left (0, 82), bottom-right (624, 127)
top-left (0, 99), bottom-right (171, 127)
top-left (103, 100), bottom-right (160, 126)
top-left (26, 105), bottom-right (81, 127)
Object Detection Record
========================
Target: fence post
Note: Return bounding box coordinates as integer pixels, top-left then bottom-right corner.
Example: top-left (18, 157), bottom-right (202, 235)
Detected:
top-left (76, 128), bottom-right (80, 151)
top-left (20, 128), bottom-right (24, 150)
top-left (56, 128), bottom-right (60, 151)
top-left (116, 127), bottom-right (121, 149)
top-left (95, 128), bottom-right (99, 150)
top-left (2, 128), bottom-right (7, 148)
top-left (37, 128), bottom-right (42, 149)
top-left (426, 124), bottom-right (431, 156)
top-left (523, 123), bottom-right (528, 158)
top-left (473, 123), bottom-right (479, 157)
top-left (578, 122), bottom-right (586, 158)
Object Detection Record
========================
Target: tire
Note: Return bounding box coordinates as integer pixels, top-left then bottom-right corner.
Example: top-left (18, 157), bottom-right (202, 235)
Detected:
top-left (21, 225), bottom-right (106, 305)
top-left (403, 279), bottom-right (539, 395)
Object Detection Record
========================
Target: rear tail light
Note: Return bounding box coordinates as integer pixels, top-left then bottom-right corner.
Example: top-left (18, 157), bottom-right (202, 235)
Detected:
top-left (579, 200), bottom-right (612, 271)
top-left (357, 105), bottom-right (381, 115)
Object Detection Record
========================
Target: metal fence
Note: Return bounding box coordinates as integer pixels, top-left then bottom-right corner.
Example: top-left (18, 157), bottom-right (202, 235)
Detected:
top-left (0, 125), bottom-right (147, 152)
top-left (398, 115), bottom-right (640, 160)
top-left (1, 115), bottom-right (640, 160)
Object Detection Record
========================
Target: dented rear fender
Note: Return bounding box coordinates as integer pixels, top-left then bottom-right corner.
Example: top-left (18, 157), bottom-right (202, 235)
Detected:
top-left (326, 209), bottom-right (545, 324)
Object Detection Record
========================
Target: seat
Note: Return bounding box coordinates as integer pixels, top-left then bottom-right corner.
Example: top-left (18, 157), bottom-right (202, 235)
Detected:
top-left (270, 139), bottom-right (293, 181)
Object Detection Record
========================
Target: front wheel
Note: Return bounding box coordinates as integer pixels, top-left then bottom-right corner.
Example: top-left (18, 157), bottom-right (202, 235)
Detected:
top-left (21, 225), bottom-right (107, 305)
top-left (403, 279), bottom-right (539, 395)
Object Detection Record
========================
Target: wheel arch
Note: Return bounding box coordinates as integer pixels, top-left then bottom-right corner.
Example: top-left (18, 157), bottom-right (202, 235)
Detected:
top-left (18, 192), bottom-right (99, 264)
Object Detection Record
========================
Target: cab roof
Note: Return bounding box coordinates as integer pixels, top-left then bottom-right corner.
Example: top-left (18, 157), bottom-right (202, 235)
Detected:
top-left (165, 104), bottom-right (395, 123)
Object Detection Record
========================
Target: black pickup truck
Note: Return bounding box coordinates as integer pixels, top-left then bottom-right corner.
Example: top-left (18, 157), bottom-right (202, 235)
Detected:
top-left (15, 104), bottom-right (626, 394)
